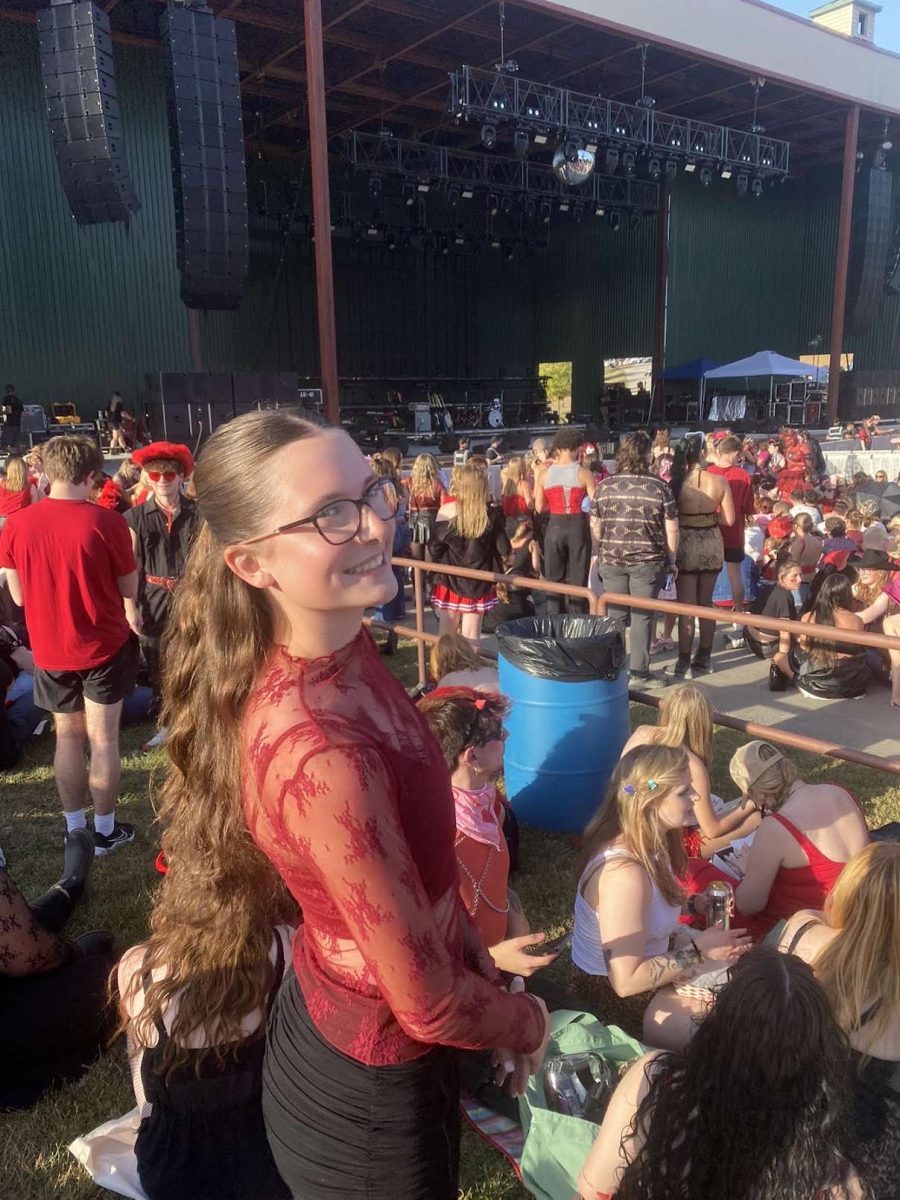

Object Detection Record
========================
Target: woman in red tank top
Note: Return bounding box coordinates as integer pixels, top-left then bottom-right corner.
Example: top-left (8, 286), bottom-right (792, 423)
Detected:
top-left (499, 456), bottom-right (533, 526)
top-left (727, 741), bottom-right (869, 941)
top-left (0, 456), bottom-right (34, 525)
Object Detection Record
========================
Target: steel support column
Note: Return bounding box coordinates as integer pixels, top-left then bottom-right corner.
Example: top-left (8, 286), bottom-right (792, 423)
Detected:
top-left (304, 0), bottom-right (340, 424)
top-left (827, 104), bottom-right (860, 425)
top-left (651, 185), bottom-right (670, 424)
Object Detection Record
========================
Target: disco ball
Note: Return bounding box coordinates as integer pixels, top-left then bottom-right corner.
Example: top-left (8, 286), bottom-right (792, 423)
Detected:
top-left (552, 144), bottom-right (595, 186)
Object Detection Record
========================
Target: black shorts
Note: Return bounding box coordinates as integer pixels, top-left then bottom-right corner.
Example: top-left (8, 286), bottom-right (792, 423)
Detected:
top-left (33, 635), bottom-right (139, 714)
top-left (724, 547), bottom-right (745, 564)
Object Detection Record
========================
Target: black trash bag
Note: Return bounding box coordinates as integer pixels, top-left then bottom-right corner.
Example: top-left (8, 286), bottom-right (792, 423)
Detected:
top-left (496, 616), bottom-right (625, 683)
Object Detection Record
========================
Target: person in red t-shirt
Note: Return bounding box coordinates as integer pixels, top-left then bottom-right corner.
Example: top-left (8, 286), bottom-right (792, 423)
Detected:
top-left (708, 434), bottom-right (755, 615)
top-left (0, 435), bottom-right (139, 856)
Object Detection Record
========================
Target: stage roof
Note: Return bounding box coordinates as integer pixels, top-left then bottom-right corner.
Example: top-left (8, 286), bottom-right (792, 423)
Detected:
top-left (0, 0), bottom-right (894, 171)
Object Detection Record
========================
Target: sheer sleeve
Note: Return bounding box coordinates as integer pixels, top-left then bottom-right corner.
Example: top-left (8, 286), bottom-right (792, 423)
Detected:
top-left (264, 741), bottom-right (544, 1055)
top-left (0, 869), bottom-right (70, 977)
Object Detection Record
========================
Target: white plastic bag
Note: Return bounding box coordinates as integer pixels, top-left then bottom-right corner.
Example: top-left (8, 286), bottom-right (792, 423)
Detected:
top-left (68, 1107), bottom-right (149, 1200)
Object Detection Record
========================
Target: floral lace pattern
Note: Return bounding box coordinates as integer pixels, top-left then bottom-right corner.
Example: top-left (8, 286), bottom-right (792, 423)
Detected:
top-left (0, 870), bottom-right (66, 976)
top-left (242, 630), bottom-right (544, 1066)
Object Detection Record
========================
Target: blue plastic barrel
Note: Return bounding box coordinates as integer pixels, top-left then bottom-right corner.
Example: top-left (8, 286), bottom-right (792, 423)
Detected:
top-left (498, 617), bottom-right (630, 834)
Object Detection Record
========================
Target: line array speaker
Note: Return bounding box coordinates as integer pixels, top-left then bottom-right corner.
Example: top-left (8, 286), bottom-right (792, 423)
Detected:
top-left (37, 0), bottom-right (140, 224)
top-left (160, 3), bottom-right (249, 310)
top-left (846, 166), bottom-right (893, 335)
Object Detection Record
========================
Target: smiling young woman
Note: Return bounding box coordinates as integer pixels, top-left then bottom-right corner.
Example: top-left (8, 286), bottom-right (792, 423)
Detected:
top-left (157, 412), bottom-right (548, 1200)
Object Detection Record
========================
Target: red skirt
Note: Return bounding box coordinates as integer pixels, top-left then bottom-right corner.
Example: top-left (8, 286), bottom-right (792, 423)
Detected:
top-left (431, 584), bottom-right (497, 614)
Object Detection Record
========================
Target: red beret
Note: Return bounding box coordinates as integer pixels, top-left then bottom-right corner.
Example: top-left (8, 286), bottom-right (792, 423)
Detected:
top-left (767, 516), bottom-right (794, 540)
top-left (132, 441), bottom-right (194, 476)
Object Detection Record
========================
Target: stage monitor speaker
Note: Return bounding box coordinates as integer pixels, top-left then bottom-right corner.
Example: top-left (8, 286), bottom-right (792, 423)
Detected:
top-left (846, 166), bottom-right (893, 335)
top-left (37, 0), bottom-right (140, 224)
top-left (160, 4), bottom-right (248, 310)
top-left (232, 372), bottom-right (300, 415)
top-left (145, 372), bottom-right (234, 443)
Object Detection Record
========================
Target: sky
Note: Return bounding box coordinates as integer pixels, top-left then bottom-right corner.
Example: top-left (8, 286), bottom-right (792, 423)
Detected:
top-left (770, 0), bottom-right (900, 52)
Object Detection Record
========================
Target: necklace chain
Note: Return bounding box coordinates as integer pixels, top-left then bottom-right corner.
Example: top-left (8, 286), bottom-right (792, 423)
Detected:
top-left (454, 835), bottom-right (510, 916)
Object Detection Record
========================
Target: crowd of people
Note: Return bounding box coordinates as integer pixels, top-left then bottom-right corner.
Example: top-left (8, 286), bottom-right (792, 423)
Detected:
top-left (0, 413), bottom-right (897, 1200)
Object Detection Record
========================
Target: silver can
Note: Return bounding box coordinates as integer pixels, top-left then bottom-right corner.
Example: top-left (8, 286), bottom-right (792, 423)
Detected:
top-left (705, 880), bottom-right (733, 931)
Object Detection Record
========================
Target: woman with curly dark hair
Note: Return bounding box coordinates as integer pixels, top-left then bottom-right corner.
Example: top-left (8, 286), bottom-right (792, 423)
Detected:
top-left (577, 945), bottom-right (863, 1200)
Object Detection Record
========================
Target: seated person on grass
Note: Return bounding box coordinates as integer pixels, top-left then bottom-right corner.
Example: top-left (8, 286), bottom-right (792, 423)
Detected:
top-left (744, 558), bottom-right (802, 689)
top-left (0, 830), bottom-right (114, 1110)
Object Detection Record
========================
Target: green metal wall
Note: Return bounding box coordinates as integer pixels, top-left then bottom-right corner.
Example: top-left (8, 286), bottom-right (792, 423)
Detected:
top-left (0, 24), bottom-right (190, 410)
top-left (664, 175), bottom-right (838, 369)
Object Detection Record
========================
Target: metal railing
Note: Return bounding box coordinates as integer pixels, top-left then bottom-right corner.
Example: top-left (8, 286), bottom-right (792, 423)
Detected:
top-left (371, 557), bottom-right (900, 778)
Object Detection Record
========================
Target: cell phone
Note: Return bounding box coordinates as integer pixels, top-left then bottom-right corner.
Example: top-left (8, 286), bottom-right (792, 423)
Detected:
top-left (663, 573), bottom-right (674, 592)
top-left (526, 929), bottom-right (573, 956)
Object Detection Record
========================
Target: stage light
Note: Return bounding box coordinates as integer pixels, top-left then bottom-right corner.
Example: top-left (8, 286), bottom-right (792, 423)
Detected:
top-left (594, 202), bottom-right (605, 217)
top-left (684, 160), bottom-right (697, 173)
top-left (533, 130), bottom-right (549, 145)
top-left (402, 183), bottom-right (415, 206)
top-left (736, 172), bottom-right (749, 198)
top-left (454, 229), bottom-right (466, 245)
top-left (665, 159), bottom-right (678, 181)
top-left (629, 212), bottom-right (641, 231)
top-left (504, 244), bottom-right (515, 261)
top-left (646, 157), bottom-right (661, 181)
top-left (558, 197), bottom-right (570, 212)
top-left (513, 128), bottom-right (529, 159)
top-left (461, 185), bottom-right (475, 199)
top-left (481, 123), bottom-right (497, 149)
top-left (487, 191), bottom-right (499, 215)
top-left (417, 181), bottom-right (430, 193)
top-left (368, 175), bottom-right (383, 199)
top-left (540, 199), bottom-right (552, 224)
top-left (573, 202), bottom-right (584, 224)
top-left (491, 235), bottom-right (502, 248)
top-left (720, 165), bottom-right (733, 180)
top-left (386, 231), bottom-right (397, 250)
top-left (440, 236), bottom-right (449, 255)
top-left (622, 151), bottom-right (636, 177)
top-left (608, 210), bottom-right (621, 232)
top-left (751, 176), bottom-right (763, 198)
top-left (605, 147), bottom-right (620, 174)
top-left (447, 185), bottom-right (461, 208)
top-left (500, 194), bottom-right (513, 216)
top-left (699, 166), bottom-right (713, 188)
top-left (524, 196), bottom-right (537, 218)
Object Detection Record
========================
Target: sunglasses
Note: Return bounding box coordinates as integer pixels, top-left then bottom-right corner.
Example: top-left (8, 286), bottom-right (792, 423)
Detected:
top-left (147, 470), bottom-right (179, 482)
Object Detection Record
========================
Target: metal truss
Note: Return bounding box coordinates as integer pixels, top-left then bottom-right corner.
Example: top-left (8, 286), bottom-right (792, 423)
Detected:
top-left (449, 66), bottom-right (791, 177)
top-left (334, 132), bottom-right (660, 212)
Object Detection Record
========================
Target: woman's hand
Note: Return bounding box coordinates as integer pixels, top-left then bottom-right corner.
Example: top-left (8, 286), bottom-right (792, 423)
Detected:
top-left (492, 985), bottom-right (551, 1098)
top-left (692, 926), bottom-right (752, 963)
top-left (489, 933), bottom-right (560, 978)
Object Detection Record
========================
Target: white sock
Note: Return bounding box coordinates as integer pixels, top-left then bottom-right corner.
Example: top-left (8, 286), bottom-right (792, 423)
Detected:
top-left (64, 809), bottom-right (87, 834)
top-left (94, 811), bottom-right (115, 838)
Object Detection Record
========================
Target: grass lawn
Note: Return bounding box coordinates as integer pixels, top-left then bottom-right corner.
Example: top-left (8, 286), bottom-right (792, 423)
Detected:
top-left (2, 640), bottom-right (899, 1199)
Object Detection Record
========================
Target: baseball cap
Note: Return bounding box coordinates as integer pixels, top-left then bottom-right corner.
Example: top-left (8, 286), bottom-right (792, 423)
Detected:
top-left (730, 740), bottom-right (785, 795)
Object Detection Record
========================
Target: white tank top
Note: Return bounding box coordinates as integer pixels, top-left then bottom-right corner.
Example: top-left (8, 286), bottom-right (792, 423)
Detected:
top-left (572, 848), bottom-right (682, 977)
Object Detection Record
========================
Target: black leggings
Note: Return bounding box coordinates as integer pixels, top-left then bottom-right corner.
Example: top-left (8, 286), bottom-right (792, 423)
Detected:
top-left (263, 972), bottom-right (460, 1199)
top-left (675, 570), bottom-right (719, 657)
top-left (544, 516), bottom-right (590, 615)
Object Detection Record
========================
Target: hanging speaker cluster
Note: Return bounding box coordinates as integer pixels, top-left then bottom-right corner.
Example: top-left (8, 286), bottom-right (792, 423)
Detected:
top-left (37, 0), bottom-right (140, 224)
top-left (846, 166), bottom-right (893, 336)
top-left (160, 3), bottom-right (249, 310)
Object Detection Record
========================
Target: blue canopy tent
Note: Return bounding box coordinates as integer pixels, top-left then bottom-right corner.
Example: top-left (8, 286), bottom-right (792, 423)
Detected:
top-left (699, 350), bottom-right (828, 419)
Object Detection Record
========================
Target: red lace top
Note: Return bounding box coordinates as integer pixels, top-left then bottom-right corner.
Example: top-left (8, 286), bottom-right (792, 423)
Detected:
top-left (242, 630), bottom-right (544, 1066)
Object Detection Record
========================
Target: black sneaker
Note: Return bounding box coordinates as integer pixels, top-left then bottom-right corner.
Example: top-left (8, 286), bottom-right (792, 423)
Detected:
top-left (631, 670), bottom-right (670, 692)
top-left (93, 822), bottom-right (135, 856)
top-left (688, 652), bottom-right (713, 677)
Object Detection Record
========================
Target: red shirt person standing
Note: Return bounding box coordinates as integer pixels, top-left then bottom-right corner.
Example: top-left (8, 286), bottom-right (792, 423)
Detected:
top-left (0, 435), bottom-right (138, 855)
top-left (708, 434), bottom-right (755, 613)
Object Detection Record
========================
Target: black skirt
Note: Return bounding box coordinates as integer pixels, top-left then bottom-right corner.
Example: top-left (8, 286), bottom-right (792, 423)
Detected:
top-left (263, 972), bottom-right (460, 1200)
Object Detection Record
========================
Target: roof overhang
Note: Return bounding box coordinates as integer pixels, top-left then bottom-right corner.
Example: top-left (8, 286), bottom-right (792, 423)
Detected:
top-left (523, 0), bottom-right (900, 116)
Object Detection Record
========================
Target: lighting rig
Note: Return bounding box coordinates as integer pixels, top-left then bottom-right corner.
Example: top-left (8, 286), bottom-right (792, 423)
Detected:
top-left (448, 65), bottom-right (791, 194)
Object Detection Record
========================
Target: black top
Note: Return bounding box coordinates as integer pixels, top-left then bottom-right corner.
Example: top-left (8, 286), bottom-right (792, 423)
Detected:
top-left (431, 509), bottom-right (510, 598)
top-left (124, 497), bottom-right (199, 639)
top-left (754, 583), bottom-right (797, 623)
top-left (135, 936), bottom-right (290, 1200)
top-left (3, 396), bottom-right (22, 430)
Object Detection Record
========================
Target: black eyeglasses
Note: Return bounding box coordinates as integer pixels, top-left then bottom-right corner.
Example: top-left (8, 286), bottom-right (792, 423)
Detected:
top-left (242, 477), bottom-right (399, 547)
